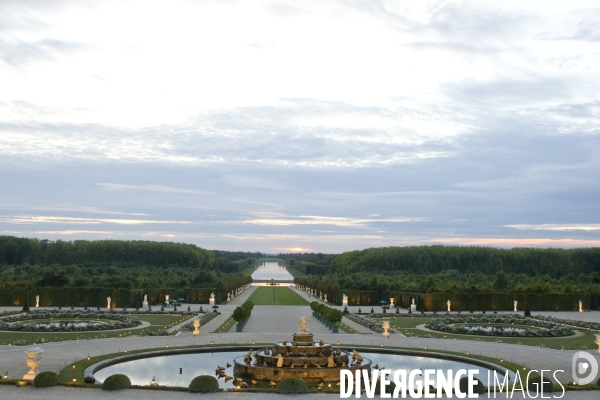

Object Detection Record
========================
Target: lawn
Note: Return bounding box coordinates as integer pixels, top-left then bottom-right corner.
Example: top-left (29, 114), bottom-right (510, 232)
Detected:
top-left (245, 287), bottom-right (309, 305)
top-left (213, 316), bottom-right (237, 333)
top-left (239, 266), bottom-right (257, 276)
top-left (284, 267), bottom-right (307, 278)
top-left (0, 314), bottom-right (193, 346)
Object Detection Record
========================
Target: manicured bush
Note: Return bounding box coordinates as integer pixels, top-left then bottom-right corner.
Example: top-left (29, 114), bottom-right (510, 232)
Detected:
top-left (33, 371), bottom-right (60, 388)
top-left (458, 377), bottom-right (485, 394)
top-left (101, 374), bottom-right (131, 391)
top-left (22, 298), bottom-right (30, 312)
top-left (524, 304), bottom-right (531, 317)
top-left (527, 376), bottom-right (553, 393)
top-left (326, 309), bottom-right (343, 325)
top-left (276, 377), bottom-right (309, 394)
top-left (189, 375), bottom-right (219, 393)
top-left (232, 306), bottom-right (249, 322)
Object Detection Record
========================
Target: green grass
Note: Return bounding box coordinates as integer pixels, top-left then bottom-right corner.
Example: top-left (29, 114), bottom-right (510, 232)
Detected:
top-left (213, 316), bottom-right (237, 333)
top-left (245, 287), bottom-right (309, 305)
top-left (284, 267), bottom-right (307, 278)
top-left (0, 314), bottom-right (193, 346)
top-left (383, 317), bottom-right (432, 329)
top-left (339, 318), bottom-right (360, 334)
top-left (239, 266), bottom-right (257, 276)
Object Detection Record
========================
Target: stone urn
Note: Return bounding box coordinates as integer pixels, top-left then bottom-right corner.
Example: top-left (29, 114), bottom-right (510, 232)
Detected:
top-left (23, 345), bottom-right (44, 380)
top-left (382, 321), bottom-right (390, 338)
top-left (192, 320), bottom-right (200, 337)
top-left (595, 334), bottom-right (600, 354)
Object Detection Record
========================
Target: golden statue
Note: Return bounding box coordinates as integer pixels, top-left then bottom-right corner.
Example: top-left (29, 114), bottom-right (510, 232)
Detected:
top-left (298, 313), bottom-right (310, 334)
top-left (327, 354), bottom-right (336, 368)
top-left (276, 354), bottom-right (284, 368)
top-left (244, 349), bottom-right (253, 364)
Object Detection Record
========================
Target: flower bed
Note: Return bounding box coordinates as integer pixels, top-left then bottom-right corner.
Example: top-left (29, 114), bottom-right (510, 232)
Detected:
top-left (179, 311), bottom-right (219, 332)
top-left (0, 310), bottom-right (141, 332)
top-left (345, 314), bottom-right (400, 334)
top-left (533, 315), bottom-right (600, 331)
top-left (425, 314), bottom-right (574, 337)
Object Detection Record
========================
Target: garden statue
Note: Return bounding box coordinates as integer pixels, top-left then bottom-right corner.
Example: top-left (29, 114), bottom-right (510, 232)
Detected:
top-left (579, 300), bottom-right (583, 312)
top-left (514, 300), bottom-right (518, 312)
top-left (319, 291), bottom-right (323, 300)
top-left (447, 299), bottom-right (451, 312)
top-left (107, 296), bottom-right (111, 309)
top-left (35, 295), bottom-right (39, 308)
top-left (192, 320), bottom-right (200, 336)
top-left (142, 294), bottom-right (148, 309)
top-left (298, 313), bottom-right (310, 334)
top-left (209, 292), bottom-right (215, 306)
top-left (390, 298), bottom-right (394, 308)
top-left (324, 294), bottom-right (328, 303)
top-left (165, 295), bottom-right (170, 303)
top-left (244, 349), bottom-right (253, 364)
top-left (382, 321), bottom-right (390, 338)
top-left (412, 298), bottom-right (415, 306)
top-left (327, 354), bottom-right (336, 368)
top-left (342, 294), bottom-right (348, 306)
top-left (276, 354), bottom-right (283, 368)
top-left (227, 293), bottom-right (231, 301)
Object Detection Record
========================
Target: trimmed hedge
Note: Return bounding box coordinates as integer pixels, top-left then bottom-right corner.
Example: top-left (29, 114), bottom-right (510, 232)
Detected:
top-left (276, 377), bottom-right (309, 394)
top-left (33, 371), bottom-right (60, 388)
top-left (189, 375), bottom-right (219, 393)
top-left (101, 374), bottom-right (131, 391)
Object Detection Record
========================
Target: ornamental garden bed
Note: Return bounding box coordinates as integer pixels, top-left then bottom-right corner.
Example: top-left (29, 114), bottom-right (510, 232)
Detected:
top-left (425, 315), bottom-right (574, 337)
top-left (0, 310), bottom-right (141, 332)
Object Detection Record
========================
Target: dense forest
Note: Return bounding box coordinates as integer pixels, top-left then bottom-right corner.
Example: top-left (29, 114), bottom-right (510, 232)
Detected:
top-left (0, 236), bottom-right (252, 305)
top-left (329, 246), bottom-right (600, 277)
top-left (0, 236), bottom-right (213, 269)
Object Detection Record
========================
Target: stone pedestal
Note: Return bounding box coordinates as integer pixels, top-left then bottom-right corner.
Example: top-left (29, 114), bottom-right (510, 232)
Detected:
top-left (23, 346), bottom-right (43, 381)
top-left (410, 304), bottom-right (417, 313)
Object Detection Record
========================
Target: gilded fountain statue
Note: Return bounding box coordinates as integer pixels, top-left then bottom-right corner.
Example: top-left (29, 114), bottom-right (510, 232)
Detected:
top-left (233, 314), bottom-right (371, 386)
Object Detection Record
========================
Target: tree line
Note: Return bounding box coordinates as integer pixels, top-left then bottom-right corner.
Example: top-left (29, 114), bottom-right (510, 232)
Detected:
top-left (329, 245), bottom-right (600, 277)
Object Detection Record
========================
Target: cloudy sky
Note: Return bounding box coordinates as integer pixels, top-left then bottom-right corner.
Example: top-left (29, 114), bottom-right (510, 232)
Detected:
top-left (1, 0), bottom-right (599, 253)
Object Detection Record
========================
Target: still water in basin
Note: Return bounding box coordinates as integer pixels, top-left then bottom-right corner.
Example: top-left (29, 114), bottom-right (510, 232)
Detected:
top-left (251, 262), bottom-right (294, 280)
top-left (93, 350), bottom-right (511, 389)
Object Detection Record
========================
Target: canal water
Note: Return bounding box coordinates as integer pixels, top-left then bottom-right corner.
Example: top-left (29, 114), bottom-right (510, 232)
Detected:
top-left (251, 262), bottom-right (294, 280)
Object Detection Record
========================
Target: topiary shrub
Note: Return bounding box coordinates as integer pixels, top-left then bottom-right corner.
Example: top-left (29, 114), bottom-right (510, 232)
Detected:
top-left (189, 375), bottom-right (219, 393)
top-left (458, 377), bottom-right (485, 394)
top-left (527, 376), bottom-right (553, 393)
top-left (22, 298), bottom-right (30, 312)
top-left (276, 377), bottom-right (309, 394)
top-left (101, 374), bottom-right (131, 391)
top-left (596, 376), bottom-right (600, 387)
top-left (33, 371), bottom-right (60, 388)
top-left (524, 304), bottom-right (531, 317)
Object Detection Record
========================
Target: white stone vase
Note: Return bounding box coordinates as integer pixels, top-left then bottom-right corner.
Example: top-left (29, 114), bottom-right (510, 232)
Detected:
top-left (23, 346), bottom-right (44, 380)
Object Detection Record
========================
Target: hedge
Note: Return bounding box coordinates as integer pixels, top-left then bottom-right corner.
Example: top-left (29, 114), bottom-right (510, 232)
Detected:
top-left (101, 374), bottom-right (131, 391)
top-left (33, 371), bottom-right (60, 388)
top-left (189, 375), bottom-right (219, 393)
top-left (276, 377), bottom-right (309, 394)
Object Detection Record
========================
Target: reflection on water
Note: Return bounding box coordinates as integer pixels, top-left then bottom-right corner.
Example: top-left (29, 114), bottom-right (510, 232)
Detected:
top-left (251, 262), bottom-right (294, 280)
top-left (93, 350), bottom-right (511, 389)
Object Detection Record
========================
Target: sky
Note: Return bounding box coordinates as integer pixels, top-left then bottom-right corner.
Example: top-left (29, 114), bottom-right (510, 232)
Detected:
top-left (1, 0), bottom-right (599, 253)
